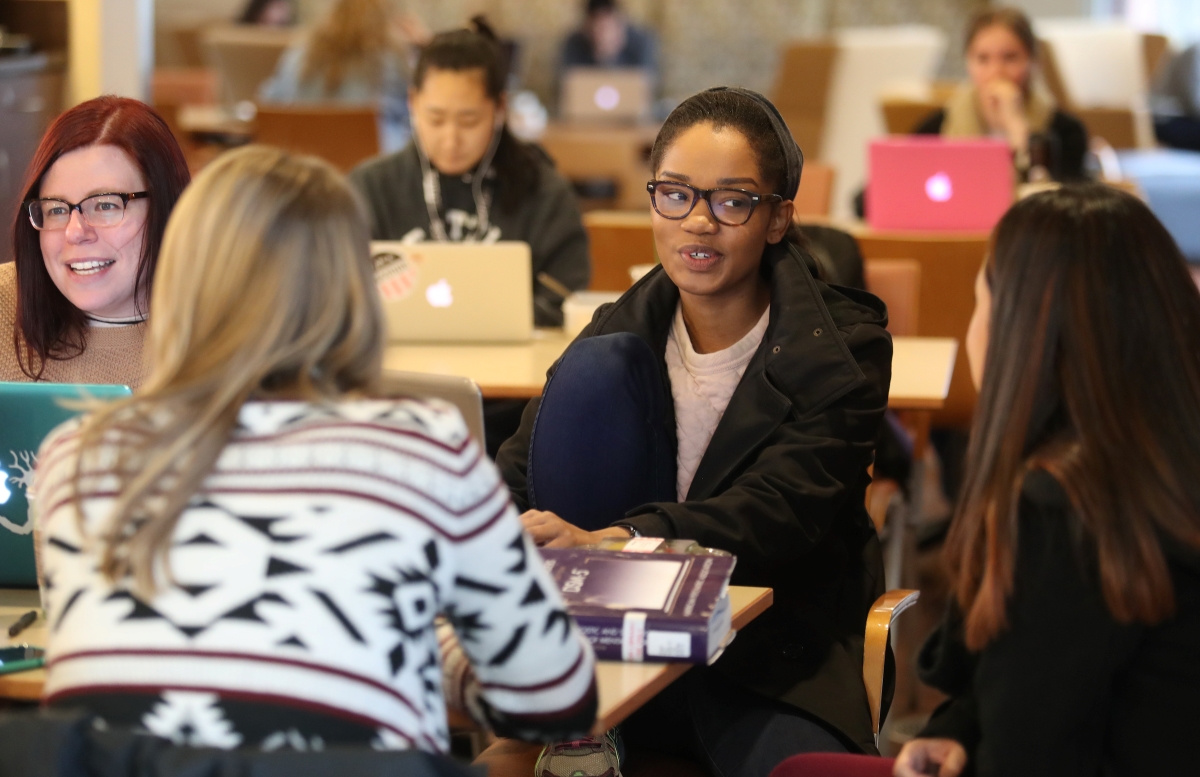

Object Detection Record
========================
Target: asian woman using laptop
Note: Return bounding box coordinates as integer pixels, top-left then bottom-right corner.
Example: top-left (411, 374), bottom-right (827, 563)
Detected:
top-left (32, 145), bottom-right (597, 751)
top-left (2, 96), bottom-right (190, 387)
top-left (348, 16), bottom-right (590, 329)
top-left (496, 88), bottom-right (891, 777)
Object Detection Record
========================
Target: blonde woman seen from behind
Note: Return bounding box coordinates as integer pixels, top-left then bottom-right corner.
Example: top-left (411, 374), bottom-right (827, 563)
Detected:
top-left (32, 145), bottom-right (597, 752)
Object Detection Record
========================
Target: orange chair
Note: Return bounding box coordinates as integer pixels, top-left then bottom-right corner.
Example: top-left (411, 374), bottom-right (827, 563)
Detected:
top-left (795, 161), bottom-right (835, 218)
top-left (254, 105), bottom-right (379, 172)
top-left (582, 210), bottom-right (655, 292)
top-left (864, 258), bottom-right (920, 337)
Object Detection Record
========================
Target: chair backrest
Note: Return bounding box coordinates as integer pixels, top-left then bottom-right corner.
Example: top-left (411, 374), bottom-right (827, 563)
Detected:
top-left (378, 371), bottom-right (485, 446)
top-left (879, 97), bottom-right (941, 135)
top-left (863, 589), bottom-right (921, 748)
top-left (1142, 32), bottom-right (1170, 87)
top-left (794, 161), bottom-right (835, 218)
top-left (254, 105), bottom-right (380, 171)
top-left (200, 24), bottom-right (295, 104)
top-left (582, 210), bottom-right (655, 291)
top-left (771, 39), bottom-right (839, 160)
top-left (857, 231), bottom-right (986, 429)
top-left (864, 258), bottom-right (921, 337)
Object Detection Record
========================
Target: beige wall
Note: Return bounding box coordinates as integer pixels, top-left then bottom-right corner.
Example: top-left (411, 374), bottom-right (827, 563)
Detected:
top-left (155, 0), bottom-right (985, 104)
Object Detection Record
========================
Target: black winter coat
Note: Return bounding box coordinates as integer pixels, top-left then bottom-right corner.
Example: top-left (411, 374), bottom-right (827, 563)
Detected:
top-left (496, 240), bottom-right (893, 753)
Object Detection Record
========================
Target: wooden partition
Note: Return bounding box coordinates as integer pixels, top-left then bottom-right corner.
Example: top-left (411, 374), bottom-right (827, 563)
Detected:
top-left (856, 231), bottom-right (987, 429)
top-left (540, 123), bottom-right (658, 212)
top-left (771, 40), bottom-right (838, 160)
top-left (583, 210), bottom-right (655, 291)
top-left (254, 106), bottom-right (379, 172)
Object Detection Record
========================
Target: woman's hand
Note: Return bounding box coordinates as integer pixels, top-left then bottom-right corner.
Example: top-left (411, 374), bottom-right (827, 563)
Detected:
top-left (978, 78), bottom-right (1029, 151)
top-left (520, 510), bottom-right (632, 549)
top-left (894, 738), bottom-right (968, 777)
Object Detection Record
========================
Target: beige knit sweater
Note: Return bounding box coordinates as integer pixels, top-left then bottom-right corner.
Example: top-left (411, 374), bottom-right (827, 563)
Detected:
top-left (0, 262), bottom-right (147, 388)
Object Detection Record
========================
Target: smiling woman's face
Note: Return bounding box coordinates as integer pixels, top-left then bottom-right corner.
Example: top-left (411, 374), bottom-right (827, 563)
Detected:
top-left (38, 144), bottom-right (148, 319)
top-left (651, 122), bottom-right (790, 303)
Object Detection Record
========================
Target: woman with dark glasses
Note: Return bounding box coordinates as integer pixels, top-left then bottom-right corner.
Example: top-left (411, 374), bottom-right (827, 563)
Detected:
top-left (495, 88), bottom-right (891, 776)
top-left (2, 96), bottom-right (190, 386)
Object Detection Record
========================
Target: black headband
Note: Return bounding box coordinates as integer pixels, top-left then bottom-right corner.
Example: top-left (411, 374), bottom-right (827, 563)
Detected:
top-left (702, 86), bottom-right (804, 201)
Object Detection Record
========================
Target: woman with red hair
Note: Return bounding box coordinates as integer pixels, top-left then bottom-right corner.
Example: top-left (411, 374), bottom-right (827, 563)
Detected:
top-left (2, 95), bottom-right (190, 386)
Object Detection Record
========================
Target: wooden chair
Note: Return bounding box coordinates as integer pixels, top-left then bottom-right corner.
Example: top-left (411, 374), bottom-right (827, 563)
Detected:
top-left (1142, 33), bottom-right (1170, 88)
top-left (771, 39), bottom-right (839, 159)
top-left (880, 98), bottom-right (940, 135)
top-left (795, 161), bottom-right (835, 218)
top-left (857, 232), bottom-right (986, 430)
top-left (254, 105), bottom-right (380, 172)
top-left (582, 210), bottom-right (655, 292)
top-left (864, 258), bottom-right (920, 337)
top-left (200, 24), bottom-right (296, 105)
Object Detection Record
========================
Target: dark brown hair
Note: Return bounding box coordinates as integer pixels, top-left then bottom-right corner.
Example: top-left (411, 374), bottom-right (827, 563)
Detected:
top-left (411, 15), bottom-right (538, 214)
top-left (10, 96), bottom-right (190, 378)
top-left (946, 184), bottom-right (1200, 650)
top-left (650, 89), bottom-right (805, 246)
top-left (965, 6), bottom-right (1037, 57)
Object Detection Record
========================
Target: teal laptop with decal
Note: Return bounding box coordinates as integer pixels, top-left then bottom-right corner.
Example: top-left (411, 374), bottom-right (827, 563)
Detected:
top-left (0, 382), bottom-right (132, 587)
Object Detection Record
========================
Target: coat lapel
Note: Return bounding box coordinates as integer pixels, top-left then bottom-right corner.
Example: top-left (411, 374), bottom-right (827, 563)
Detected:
top-left (685, 242), bottom-right (868, 501)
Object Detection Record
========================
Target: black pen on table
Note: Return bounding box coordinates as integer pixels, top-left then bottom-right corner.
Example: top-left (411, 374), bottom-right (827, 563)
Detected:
top-left (7, 610), bottom-right (37, 638)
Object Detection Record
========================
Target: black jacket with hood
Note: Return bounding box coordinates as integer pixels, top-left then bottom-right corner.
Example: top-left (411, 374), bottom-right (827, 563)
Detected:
top-left (348, 143), bottom-right (591, 327)
top-left (495, 238), bottom-right (893, 753)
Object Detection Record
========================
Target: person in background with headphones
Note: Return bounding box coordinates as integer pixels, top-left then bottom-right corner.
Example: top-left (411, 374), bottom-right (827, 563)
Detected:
top-left (349, 16), bottom-right (590, 331)
top-left (496, 88), bottom-right (891, 777)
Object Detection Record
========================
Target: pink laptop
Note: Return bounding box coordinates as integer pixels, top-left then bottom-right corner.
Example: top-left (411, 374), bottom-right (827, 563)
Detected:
top-left (867, 137), bottom-right (1014, 231)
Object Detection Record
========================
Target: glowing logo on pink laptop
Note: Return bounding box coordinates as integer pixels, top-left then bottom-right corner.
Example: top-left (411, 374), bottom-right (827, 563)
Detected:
top-left (925, 172), bottom-right (953, 203)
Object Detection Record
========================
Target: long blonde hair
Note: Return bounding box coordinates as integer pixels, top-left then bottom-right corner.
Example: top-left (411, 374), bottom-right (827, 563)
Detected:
top-left (301, 0), bottom-right (400, 92)
top-left (73, 145), bottom-right (385, 595)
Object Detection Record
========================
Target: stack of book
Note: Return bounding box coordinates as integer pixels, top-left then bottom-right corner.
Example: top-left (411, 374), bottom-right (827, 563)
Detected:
top-left (539, 543), bottom-right (736, 664)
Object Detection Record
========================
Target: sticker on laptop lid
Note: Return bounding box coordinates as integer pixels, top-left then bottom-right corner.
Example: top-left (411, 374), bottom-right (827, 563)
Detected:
top-left (373, 249), bottom-right (420, 302)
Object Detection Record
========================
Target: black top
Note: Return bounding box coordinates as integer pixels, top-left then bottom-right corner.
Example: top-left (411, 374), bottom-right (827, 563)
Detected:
top-left (914, 108), bottom-right (1090, 182)
top-left (919, 469), bottom-right (1200, 776)
top-left (496, 240), bottom-right (893, 753)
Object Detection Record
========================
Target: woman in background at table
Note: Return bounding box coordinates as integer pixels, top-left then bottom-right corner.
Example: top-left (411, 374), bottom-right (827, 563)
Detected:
top-left (495, 87), bottom-right (891, 777)
top-left (32, 145), bottom-right (597, 752)
top-left (916, 6), bottom-right (1088, 182)
top-left (259, 0), bottom-right (425, 153)
top-left (349, 16), bottom-right (590, 328)
top-left (2, 96), bottom-right (190, 387)
top-left (238, 0), bottom-right (296, 27)
top-left (778, 185), bottom-right (1200, 777)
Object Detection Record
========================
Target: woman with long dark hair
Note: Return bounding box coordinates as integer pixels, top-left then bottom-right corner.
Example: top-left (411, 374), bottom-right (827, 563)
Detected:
top-left (2, 96), bottom-right (190, 386)
top-left (775, 184), bottom-right (1200, 777)
top-left (348, 16), bottom-right (590, 328)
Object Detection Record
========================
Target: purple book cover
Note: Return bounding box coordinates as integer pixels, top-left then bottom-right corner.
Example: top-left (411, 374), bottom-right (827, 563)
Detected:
top-left (538, 547), bottom-right (736, 663)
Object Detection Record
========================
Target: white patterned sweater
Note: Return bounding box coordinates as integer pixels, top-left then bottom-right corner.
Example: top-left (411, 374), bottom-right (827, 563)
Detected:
top-left (32, 400), bottom-right (597, 752)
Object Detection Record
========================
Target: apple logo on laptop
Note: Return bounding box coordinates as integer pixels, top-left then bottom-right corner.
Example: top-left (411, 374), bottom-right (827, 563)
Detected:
top-left (426, 279), bottom-right (454, 308)
top-left (594, 85), bottom-right (621, 112)
top-left (925, 172), bottom-right (953, 203)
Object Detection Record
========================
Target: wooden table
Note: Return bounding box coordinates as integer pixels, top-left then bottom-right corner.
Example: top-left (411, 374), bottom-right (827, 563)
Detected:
top-left (0, 586), bottom-right (771, 722)
top-left (384, 332), bottom-right (957, 410)
top-left (0, 588), bottom-right (44, 702)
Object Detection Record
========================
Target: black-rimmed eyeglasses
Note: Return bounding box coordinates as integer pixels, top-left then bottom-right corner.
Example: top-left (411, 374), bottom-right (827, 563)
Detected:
top-left (26, 191), bottom-right (150, 231)
top-left (646, 180), bottom-right (782, 227)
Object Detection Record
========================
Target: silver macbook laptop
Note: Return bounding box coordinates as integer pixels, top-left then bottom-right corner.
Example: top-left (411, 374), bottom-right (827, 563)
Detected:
top-left (379, 371), bottom-right (485, 446)
top-left (560, 67), bottom-right (653, 123)
top-left (372, 241), bottom-right (533, 343)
